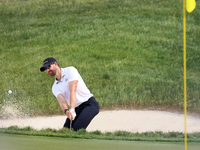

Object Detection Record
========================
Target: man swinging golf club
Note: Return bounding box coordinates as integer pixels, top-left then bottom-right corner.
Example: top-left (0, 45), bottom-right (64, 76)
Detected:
top-left (40, 57), bottom-right (99, 131)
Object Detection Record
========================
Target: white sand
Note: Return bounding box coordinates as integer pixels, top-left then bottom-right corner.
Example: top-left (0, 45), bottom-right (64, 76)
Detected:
top-left (0, 110), bottom-right (200, 133)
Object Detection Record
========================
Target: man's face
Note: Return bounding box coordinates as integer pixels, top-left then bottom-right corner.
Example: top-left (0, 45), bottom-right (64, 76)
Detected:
top-left (46, 63), bottom-right (56, 76)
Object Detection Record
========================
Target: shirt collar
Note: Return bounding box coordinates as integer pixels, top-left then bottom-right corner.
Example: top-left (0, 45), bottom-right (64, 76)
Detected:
top-left (55, 68), bottom-right (65, 84)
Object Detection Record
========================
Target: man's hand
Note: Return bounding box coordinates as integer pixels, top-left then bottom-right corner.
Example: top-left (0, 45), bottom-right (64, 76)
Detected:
top-left (65, 109), bottom-right (76, 120)
top-left (69, 108), bottom-right (76, 119)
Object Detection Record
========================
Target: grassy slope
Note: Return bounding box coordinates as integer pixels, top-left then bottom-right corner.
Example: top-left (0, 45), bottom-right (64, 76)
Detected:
top-left (0, 0), bottom-right (200, 116)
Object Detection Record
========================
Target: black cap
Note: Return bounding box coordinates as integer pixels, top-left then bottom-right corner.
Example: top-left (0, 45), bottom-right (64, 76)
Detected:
top-left (40, 57), bottom-right (57, 72)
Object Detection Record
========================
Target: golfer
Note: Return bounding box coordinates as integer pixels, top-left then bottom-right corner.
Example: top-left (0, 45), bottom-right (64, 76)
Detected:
top-left (40, 57), bottom-right (99, 131)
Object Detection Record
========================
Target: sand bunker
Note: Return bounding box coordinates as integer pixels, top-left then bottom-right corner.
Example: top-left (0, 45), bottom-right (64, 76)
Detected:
top-left (0, 110), bottom-right (200, 133)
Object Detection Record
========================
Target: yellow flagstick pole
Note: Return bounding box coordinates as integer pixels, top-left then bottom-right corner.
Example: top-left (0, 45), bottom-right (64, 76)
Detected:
top-left (184, 0), bottom-right (196, 149)
top-left (183, 0), bottom-right (187, 150)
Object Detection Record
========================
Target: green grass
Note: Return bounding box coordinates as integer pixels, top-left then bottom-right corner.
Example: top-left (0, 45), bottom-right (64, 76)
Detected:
top-left (0, 0), bottom-right (200, 116)
top-left (1, 126), bottom-right (200, 142)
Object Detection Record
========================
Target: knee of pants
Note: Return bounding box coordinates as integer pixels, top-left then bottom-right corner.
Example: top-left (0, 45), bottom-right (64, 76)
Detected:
top-left (63, 118), bottom-right (70, 128)
top-left (92, 99), bottom-right (100, 113)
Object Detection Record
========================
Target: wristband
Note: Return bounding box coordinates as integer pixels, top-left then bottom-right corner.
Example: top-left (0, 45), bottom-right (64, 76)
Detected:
top-left (64, 109), bottom-right (69, 114)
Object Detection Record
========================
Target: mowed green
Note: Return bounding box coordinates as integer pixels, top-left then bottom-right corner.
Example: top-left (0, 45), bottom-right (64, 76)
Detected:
top-left (0, 0), bottom-right (199, 116)
top-left (1, 134), bottom-right (200, 150)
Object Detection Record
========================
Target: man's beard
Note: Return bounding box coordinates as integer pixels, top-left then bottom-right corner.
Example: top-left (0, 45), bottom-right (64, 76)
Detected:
top-left (48, 70), bottom-right (56, 76)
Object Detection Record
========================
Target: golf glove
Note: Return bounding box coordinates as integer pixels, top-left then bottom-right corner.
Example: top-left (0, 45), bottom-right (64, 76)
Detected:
top-left (69, 108), bottom-right (76, 119)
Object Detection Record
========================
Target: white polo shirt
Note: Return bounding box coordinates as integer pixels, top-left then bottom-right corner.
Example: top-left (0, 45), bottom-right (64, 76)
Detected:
top-left (52, 67), bottom-right (93, 107)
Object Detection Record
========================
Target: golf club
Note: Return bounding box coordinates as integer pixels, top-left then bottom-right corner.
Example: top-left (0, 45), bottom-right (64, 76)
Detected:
top-left (70, 117), bottom-right (73, 130)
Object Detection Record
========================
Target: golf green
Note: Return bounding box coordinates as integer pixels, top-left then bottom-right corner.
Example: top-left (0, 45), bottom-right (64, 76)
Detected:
top-left (0, 133), bottom-right (199, 150)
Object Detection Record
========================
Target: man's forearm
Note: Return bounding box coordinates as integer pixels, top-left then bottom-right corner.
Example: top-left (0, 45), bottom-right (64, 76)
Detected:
top-left (70, 92), bottom-right (76, 109)
top-left (69, 80), bottom-right (78, 109)
top-left (57, 94), bottom-right (68, 111)
top-left (59, 100), bottom-right (68, 111)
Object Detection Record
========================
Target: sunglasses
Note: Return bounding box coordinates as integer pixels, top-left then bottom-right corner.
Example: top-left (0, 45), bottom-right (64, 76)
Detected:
top-left (45, 62), bottom-right (55, 70)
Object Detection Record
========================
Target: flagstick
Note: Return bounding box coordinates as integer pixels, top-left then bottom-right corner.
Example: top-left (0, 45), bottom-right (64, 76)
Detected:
top-left (183, 0), bottom-right (187, 150)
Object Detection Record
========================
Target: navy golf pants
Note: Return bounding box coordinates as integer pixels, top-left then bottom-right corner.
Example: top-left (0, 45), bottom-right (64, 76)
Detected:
top-left (63, 97), bottom-right (99, 131)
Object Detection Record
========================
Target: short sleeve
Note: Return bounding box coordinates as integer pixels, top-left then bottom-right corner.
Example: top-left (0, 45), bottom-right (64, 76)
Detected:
top-left (67, 67), bottom-right (79, 82)
top-left (52, 86), bottom-right (61, 98)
